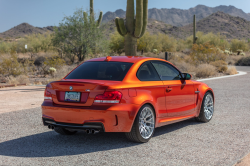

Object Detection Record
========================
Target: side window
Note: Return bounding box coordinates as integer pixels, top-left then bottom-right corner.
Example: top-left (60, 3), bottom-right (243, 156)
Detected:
top-left (151, 61), bottom-right (182, 81)
top-left (137, 62), bottom-right (161, 81)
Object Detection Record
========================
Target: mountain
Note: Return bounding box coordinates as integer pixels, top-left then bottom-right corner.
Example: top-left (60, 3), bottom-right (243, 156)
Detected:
top-left (102, 9), bottom-right (126, 23)
top-left (103, 5), bottom-right (250, 27)
top-left (101, 18), bottom-right (173, 37)
top-left (0, 23), bottom-right (53, 39)
top-left (102, 11), bottom-right (250, 40)
top-left (171, 11), bottom-right (250, 39)
top-left (2, 11), bottom-right (250, 40)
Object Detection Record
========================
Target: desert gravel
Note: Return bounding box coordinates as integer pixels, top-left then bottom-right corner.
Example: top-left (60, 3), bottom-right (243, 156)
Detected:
top-left (0, 66), bottom-right (250, 166)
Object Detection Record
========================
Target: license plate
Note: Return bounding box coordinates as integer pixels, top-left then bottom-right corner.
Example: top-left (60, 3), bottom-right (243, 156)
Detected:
top-left (65, 92), bottom-right (81, 102)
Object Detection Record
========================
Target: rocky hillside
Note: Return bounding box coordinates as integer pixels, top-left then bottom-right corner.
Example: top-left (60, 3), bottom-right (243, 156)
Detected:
top-left (171, 11), bottom-right (250, 39)
top-left (101, 18), bottom-right (173, 37)
top-left (103, 5), bottom-right (250, 27)
top-left (1, 12), bottom-right (250, 40)
top-left (102, 11), bottom-right (250, 40)
top-left (0, 23), bottom-right (53, 39)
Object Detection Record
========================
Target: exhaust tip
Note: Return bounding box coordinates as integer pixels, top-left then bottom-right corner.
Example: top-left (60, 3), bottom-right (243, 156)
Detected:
top-left (86, 129), bottom-right (91, 134)
top-left (48, 125), bottom-right (55, 130)
top-left (91, 129), bottom-right (100, 134)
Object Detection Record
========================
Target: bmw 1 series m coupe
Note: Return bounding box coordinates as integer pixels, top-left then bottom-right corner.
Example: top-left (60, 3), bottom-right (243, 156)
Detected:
top-left (42, 56), bottom-right (214, 143)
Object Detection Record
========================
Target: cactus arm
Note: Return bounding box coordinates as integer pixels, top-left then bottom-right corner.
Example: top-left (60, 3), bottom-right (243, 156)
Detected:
top-left (115, 18), bottom-right (125, 36)
top-left (90, 0), bottom-right (94, 16)
top-left (126, 0), bottom-right (135, 34)
top-left (134, 0), bottom-right (143, 38)
top-left (97, 11), bottom-right (103, 27)
top-left (118, 18), bottom-right (127, 35)
top-left (139, 0), bottom-right (148, 38)
top-left (83, 12), bottom-right (88, 23)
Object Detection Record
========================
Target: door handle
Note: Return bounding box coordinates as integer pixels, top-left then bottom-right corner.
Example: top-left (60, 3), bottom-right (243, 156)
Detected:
top-left (166, 86), bottom-right (172, 92)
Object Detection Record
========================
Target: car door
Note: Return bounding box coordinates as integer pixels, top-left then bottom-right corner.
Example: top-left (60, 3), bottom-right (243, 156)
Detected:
top-left (151, 61), bottom-right (196, 117)
top-left (136, 61), bottom-right (167, 118)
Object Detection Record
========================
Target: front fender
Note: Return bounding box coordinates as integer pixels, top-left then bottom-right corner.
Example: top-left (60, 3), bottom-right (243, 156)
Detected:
top-left (193, 81), bottom-right (214, 117)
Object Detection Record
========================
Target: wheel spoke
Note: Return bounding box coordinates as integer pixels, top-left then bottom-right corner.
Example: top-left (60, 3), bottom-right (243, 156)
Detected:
top-left (138, 107), bottom-right (155, 139)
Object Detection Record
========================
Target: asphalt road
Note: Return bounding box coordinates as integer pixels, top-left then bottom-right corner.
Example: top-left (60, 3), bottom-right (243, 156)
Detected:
top-left (0, 67), bottom-right (250, 166)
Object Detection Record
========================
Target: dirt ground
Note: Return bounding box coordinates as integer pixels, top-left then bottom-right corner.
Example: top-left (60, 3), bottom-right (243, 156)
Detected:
top-left (0, 85), bottom-right (249, 165)
top-left (235, 153), bottom-right (250, 166)
top-left (0, 86), bottom-right (45, 114)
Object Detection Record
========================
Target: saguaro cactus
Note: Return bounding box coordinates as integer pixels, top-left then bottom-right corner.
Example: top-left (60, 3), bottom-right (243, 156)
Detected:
top-left (84, 0), bottom-right (103, 27)
top-left (193, 15), bottom-right (198, 44)
top-left (115, 0), bottom-right (148, 56)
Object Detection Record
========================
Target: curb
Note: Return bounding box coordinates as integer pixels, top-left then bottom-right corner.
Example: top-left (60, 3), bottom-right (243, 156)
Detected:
top-left (197, 71), bottom-right (247, 82)
top-left (0, 84), bottom-right (27, 89)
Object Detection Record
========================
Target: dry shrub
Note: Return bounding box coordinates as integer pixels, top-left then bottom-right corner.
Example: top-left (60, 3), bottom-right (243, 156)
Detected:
top-left (6, 75), bottom-right (30, 85)
top-left (41, 65), bottom-right (77, 85)
top-left (226, 66), bottom-right (238, 75)
top-left (171, 61), bottom-right (196, 73)
top-left (235, 56), bottom-right (250, 66)
top-left (54, 64), bottom-right (78, 80)
top-left (227, 55), bottom-right (243, 65)
top-left (210, 60), bottom-right (228, 73)
top-left (196, 64), bottom-right (217, 78)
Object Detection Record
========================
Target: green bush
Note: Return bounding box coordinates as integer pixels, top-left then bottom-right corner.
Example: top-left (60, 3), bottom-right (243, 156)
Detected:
top-left (137, 32), bottom-right (177, 53)
top-left (230, 39), bottom-right (249, 52)
top-left (186, 32), bottom-right (230, 50)
top-left (0, 54), bottom-right (22, 76)
top-left (109, 31), bottom-right (124, 55)
top-left (190, 43), bottom-right (227, 65)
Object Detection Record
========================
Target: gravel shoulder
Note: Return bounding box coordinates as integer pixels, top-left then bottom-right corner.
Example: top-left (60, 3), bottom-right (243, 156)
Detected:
top-left (0, 86), bottom-right (45, 114)
top-left (0, 67), bottom-right (249, 165)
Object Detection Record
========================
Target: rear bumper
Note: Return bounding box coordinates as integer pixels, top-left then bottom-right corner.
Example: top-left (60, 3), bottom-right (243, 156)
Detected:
top-left (41, 101), bottom-right (140, 132)
top-left (43, 118), bottom-right (105, 132)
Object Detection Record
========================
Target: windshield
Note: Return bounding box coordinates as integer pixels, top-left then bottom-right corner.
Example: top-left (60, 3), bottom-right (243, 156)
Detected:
top-left (65, 61), bottom-right (133, 81)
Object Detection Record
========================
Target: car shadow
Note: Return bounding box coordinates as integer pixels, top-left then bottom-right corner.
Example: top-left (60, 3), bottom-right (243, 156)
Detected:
top-left (0, 118), bottom-right (200, 158)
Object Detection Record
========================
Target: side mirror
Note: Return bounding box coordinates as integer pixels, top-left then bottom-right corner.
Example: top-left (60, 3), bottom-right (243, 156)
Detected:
top-left (181, 73), bottom-right (192, 80)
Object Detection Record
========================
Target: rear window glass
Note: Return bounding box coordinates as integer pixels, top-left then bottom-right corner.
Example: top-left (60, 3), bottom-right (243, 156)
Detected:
top-left (65, 62), bottom-right (133, 81)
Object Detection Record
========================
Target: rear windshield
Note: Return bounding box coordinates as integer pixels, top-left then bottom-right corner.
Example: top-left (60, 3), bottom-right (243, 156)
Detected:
top-left (65, 62), bottom-right (133, 81)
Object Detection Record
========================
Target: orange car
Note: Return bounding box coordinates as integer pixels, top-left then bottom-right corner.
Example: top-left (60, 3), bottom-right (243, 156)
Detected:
top-left (42, 56), bottom-right (214, 143)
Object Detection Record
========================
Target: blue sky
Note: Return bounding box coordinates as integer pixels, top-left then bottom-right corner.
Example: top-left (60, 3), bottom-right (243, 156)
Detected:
top-left (0, 0), bottom-right (250, 32)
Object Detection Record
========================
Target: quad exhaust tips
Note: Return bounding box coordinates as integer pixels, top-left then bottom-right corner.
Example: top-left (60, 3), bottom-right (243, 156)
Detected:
top-left (48, 125), bottom-right (100, 134)
top-left (48, 125), bottom-right (55, 130)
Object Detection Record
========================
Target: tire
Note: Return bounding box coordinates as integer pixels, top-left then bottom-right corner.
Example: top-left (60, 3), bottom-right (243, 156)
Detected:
top-left (125, 104), bottom-right (155, 143)
top-left (196, 92), bottom-right (214, 123)
top-left (54, 127), bottom-right (77, 135)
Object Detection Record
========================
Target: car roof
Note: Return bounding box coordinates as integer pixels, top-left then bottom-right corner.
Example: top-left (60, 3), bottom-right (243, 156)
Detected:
top-left (87, 56), bottom-right (166, 63)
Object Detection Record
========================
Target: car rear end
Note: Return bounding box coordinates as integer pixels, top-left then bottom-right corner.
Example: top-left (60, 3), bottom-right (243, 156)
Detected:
top-left (42, 61), bottom-right (140, 132)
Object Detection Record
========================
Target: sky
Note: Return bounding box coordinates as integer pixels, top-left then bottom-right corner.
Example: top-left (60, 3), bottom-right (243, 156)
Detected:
top-left (0, 0), bottom-right (250, 33)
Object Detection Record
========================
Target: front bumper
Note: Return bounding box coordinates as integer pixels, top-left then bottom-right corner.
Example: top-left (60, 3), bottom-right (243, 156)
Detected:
top-left (42, 101), bottom-right (139, 132)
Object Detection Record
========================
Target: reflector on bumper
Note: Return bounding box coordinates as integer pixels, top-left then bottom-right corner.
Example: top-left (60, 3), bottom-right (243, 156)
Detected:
top-left (94, 100), bottom-right (119, 103)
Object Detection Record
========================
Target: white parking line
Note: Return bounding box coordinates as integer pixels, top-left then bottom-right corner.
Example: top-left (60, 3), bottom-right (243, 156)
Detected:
top-left (197, 71), bottom-right (247, 82)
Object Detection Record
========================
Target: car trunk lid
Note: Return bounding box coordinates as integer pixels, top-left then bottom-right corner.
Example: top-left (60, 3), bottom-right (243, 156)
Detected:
top-left (50, 80), bottom-right (112, 107)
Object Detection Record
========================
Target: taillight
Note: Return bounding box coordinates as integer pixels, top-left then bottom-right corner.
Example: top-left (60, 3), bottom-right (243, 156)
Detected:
top-left (94, 91), bottom-right (122, 104)
top-left (44, 84), bottom-right (52, 100)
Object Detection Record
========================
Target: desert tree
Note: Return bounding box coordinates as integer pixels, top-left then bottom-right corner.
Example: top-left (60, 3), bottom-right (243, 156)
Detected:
top-left (52, 8), bottom-right (103, 62)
